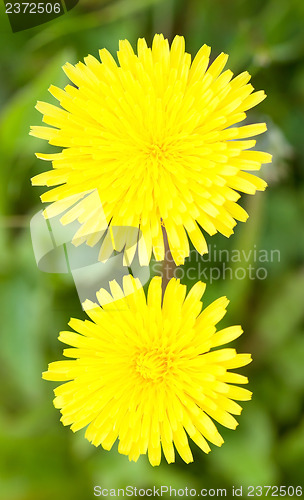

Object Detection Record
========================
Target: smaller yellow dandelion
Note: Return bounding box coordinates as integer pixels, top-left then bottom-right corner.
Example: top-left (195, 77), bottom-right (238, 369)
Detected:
top-left (43, 276), bottom-right (252, 466)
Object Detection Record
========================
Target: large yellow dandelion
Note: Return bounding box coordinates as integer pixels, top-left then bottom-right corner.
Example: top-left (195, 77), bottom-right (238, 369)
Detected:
top-left (43, 276), bottom-right (252, 466)
top-left (31, 34), bottom-right (271, 265)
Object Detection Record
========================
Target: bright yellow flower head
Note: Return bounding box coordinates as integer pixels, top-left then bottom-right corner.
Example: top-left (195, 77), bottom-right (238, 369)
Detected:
top-left (31, 34), bottom-right (271, 265)
top-left (43, 276), bottom-right (252, 466)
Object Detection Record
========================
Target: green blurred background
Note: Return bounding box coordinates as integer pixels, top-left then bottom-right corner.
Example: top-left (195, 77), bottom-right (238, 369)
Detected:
top-left (0, 0), bottom-right (304, 498)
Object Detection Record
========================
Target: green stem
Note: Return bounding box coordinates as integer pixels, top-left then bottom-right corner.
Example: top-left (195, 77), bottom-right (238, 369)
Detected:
top-left (161, 227), bottom-right (177, 297)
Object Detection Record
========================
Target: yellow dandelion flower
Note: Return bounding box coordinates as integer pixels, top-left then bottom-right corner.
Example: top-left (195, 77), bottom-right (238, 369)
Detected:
top-left (43, 275), bottom-right (252, 466)
top-left (31, 34), bottom-right (271, 265)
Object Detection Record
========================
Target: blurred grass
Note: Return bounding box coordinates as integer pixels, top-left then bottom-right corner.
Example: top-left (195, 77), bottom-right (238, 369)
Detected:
top-left (0, 0), bottom-right (304, 499)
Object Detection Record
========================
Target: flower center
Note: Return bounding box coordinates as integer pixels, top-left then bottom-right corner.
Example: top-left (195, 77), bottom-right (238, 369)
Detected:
top-left (136, 349), bottom-right (171, 381)
top-left (148, 143), bottom-right (165, 161)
